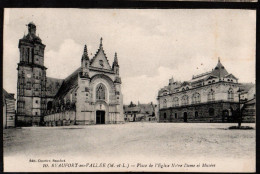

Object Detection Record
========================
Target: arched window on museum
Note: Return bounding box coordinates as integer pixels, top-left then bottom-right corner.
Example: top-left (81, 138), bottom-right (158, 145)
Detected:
top-left (228, 88), bottom-right (234, 101)
top-left (192, 92), bottom-right (201, 104)
top-left (96, 83), bottom-right (106, 101)
top-left (181, 95), bottom-right (189, 105)
top-left (208, 89), bottom-right (215, 102)
top-left (173, 97), bottom-right (179, 107)
top-left (163, 99), bottom-right (167, 108)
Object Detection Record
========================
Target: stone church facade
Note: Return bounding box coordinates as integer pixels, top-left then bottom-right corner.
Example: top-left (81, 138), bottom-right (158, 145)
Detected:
top-left (16, 23), bottom-right (124, 126)
top-left (157, 59), bottom-right (255, 123)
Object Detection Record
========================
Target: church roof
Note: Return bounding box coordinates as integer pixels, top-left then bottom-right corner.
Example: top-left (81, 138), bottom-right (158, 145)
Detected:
top-left (54, 67), bottom-right (81, 100)
top-left (46, 77), bottom-right (64, 97)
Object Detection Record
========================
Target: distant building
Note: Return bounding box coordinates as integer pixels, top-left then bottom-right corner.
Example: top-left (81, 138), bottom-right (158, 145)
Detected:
top-left (3, 89), bottom-right (16, 128)
top-left (157, 59), bottom-right (255, 123)
top-left (240, 83), bottom-right (256, 122)
top-left (124, 102), bottom-right (157, 122)
top-left (16, 22), bottom-right (124, 126)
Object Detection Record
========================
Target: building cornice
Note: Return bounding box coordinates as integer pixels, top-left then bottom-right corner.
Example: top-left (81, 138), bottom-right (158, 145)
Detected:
top-left (158, 81), bottom-right (240, 99)
top-left (159, 100), bottom-right (239, 111)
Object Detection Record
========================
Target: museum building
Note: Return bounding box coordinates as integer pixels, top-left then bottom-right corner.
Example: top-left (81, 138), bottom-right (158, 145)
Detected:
top-left (157, 59), bottom-right (255, 123)
top-left (16, 22), bottom-right (124, 126)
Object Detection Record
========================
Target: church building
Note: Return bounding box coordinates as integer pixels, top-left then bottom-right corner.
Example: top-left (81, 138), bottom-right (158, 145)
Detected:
top-left (16, 22), bottom-right (124, 126)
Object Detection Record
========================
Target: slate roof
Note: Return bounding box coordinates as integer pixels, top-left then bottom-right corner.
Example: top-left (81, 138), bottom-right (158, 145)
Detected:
top-left (3, 89), bottom-right (15, 100)
top-left (244, 98), bottom-right (255, 105)
top-left (46, 77), bottom-right (64, 97)
top-left (54, 67), bottom-right (81, 100)
top-left (124, 102), bottom-right (155, 115)
top-left (211, 59), bottom-right (229, 78)
top-left (239, 83), bottom-right (255, 93)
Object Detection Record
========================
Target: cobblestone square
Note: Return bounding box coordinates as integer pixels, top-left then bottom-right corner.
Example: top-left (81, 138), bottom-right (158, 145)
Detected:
top-left (4, 123), bottom-right (255, 172)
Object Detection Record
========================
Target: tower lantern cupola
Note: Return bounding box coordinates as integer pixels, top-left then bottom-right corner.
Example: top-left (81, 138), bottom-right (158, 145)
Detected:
top-left (27, 22), bottom-right (36, 35)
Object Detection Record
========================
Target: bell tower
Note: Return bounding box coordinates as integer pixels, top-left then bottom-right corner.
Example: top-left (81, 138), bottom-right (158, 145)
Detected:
top-left (16, 22), bottom-right (47, 126)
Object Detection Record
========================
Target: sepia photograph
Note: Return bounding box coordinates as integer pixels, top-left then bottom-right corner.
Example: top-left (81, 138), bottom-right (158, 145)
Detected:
top-left (3, 8), bottom-right (256, 172)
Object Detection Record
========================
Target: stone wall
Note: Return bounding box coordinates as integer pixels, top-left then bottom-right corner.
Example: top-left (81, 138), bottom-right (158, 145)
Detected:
top-left (44, 110), bottom-right (76, 126)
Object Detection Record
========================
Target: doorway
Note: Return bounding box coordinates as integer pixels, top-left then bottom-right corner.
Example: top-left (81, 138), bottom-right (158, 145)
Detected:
top-left (195, 111), bottom-right (198, 118)
top-left (183, 112), bottom-right (188, 122)
top-left (96, 110), bottom-right (105, 124)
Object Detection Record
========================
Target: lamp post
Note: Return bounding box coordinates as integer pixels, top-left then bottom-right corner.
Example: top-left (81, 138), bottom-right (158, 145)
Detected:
top-left (237, 88), bottom-right (244, 127)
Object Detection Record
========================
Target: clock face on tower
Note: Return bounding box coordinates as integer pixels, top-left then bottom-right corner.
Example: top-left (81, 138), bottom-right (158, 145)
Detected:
top-left (27, 74), bottom-right (31, 78)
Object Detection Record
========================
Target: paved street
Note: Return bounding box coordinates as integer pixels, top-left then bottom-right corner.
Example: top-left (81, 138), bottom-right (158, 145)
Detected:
top-left (3, 123), bottom-right (255, 172)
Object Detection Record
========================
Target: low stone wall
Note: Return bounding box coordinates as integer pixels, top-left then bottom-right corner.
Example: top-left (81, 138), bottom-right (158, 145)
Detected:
top-left (43, 111), bottom-right (125, 126)
top-left (43, 110), bottom-right (76, 126)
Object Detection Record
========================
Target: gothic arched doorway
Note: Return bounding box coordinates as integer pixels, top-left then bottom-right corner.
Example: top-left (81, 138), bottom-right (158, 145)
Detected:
top-left (96, 110), bottom-right (105, 124)
top-left (183, 112), bottom-right (188, 122)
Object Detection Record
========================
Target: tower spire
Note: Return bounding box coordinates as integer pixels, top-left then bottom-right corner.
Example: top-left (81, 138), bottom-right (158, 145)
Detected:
top-left (112, 52), bottom-right (119, 69)
top-left (99, 37), bottom-right (103, 48)
top-left (114, 52), bottom-right (118, 64)
top-left (218, 57), bottom-right (220, 63)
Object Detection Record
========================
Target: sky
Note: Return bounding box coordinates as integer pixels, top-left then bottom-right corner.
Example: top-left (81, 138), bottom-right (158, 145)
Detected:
top-left (3, 8), bottom-right (256, 105)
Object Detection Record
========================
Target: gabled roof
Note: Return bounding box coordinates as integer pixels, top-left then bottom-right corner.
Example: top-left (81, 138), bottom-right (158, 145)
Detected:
top-left (225, 73), bottom-right (238, 80)
top-left (90, 38), bottom-right (112, 70)
top-left (181, 81), bottom-right (190, 86)
top-left (206, 75), bottom-right (218, 80)
top-left (139, 104), bottom-right (155, 114)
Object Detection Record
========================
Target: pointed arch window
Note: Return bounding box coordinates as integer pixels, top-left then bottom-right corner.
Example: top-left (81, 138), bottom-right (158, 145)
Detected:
top-left (96, 83), bottom-right (106, 100)
top-left (228, 88), bottom-right (234, 101)
top-left (208, 89), bottom-right (215, 101)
